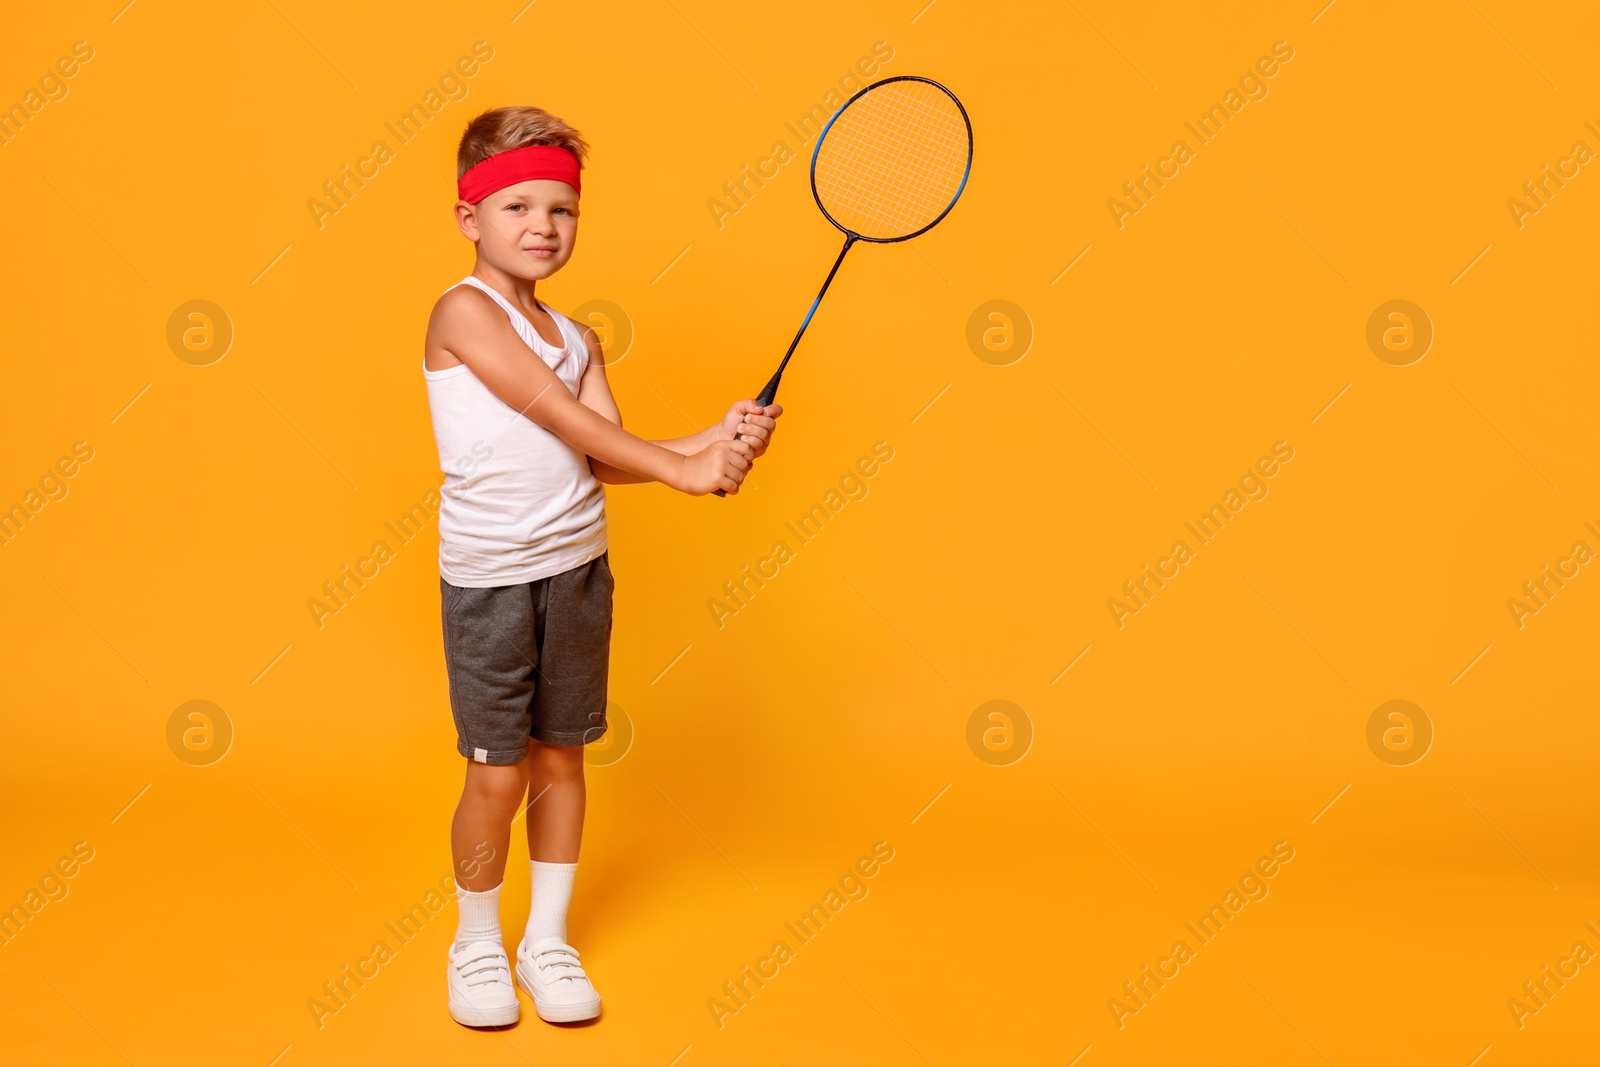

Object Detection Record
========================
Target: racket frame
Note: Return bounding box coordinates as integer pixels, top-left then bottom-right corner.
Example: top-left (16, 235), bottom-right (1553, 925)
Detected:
top-left (809, 74), bottom-right (975, 246)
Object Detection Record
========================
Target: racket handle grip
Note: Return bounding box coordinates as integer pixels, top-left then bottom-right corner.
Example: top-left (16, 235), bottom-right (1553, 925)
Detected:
top-left (754, 373), bottom-right (782, 408)
top-left (712, 376), bottom-right (784, 497)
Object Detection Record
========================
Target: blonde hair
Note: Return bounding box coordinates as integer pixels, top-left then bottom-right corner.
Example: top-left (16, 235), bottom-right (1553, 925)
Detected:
top-left (456, 106), bottom-right (589, 178)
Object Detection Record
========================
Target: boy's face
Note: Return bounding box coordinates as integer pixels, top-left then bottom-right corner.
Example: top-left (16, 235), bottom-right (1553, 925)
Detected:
top-left (459, 178), bottom-right (579, 280)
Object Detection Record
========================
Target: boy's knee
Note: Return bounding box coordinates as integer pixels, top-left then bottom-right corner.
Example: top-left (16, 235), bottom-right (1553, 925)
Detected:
top-left (529, 738), bottom-right (585, 777)
top-left (465, 760), bottom-right (531, 804)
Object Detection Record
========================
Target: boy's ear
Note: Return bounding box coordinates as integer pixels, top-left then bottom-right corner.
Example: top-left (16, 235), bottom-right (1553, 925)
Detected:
top-left (455, 201), bottom-right (481, 242)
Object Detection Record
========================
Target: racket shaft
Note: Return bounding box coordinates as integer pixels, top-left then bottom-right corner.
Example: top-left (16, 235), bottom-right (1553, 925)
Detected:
top-left (762, 235), bottom-right (856, 405)
top-left (713, 236), bottom-right (856, 497)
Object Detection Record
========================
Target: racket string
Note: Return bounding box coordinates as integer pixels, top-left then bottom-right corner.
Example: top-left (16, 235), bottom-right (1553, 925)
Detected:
top-left (824, 83), bottom-right (966, 213)
top-left (817, 91), bottom-right (963, 236)
top-left (813, 79), bottom-right (969, 240)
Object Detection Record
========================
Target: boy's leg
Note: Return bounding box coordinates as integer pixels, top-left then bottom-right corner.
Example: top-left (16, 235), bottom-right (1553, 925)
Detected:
top-left (526, 738), bottom-right (585, 862)
top-left (521, 555), bottom-right (607, 942)
top-left (451, 757), bottom-right (532, 891)
top-left (524, 739), bottom-right (584, 945)
top-left (445, 756), bottom-right (529, 1027)
top-left (516, 738), bottom-right (600, 1021)
top-left (449, 757), bottom-right (530, 951)
top-left (513, 556), bottom-right (607, 1021)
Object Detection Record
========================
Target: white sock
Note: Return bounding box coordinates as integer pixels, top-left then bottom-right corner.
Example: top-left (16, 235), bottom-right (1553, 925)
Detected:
top-left (525, 860), bottom-right (577, 944)
top-left (454, 881), bottom-right (503, 949)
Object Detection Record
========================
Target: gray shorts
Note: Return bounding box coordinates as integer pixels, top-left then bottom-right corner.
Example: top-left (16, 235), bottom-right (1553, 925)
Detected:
top-left (440, 552), bottom-right (613, 762)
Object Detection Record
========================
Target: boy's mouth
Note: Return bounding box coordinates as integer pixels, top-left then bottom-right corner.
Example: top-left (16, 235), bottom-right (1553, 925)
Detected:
top-left (524, 247), bottom-right (557, 258)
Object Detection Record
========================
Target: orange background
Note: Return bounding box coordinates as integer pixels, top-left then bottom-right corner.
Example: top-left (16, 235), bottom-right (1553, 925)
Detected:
top-left (3, 1), bottom-right (1598, 1064)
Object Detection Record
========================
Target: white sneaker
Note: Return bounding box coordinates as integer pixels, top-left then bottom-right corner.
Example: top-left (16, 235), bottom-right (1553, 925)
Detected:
top-left (515, 936), bottom-right (602, 1022)
top-left (447, 940), bottom-right (519, 1027)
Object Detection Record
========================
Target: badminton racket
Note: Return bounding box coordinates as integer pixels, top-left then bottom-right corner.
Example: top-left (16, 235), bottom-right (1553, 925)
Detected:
top-left (714, 74), bottom-right (973, 495)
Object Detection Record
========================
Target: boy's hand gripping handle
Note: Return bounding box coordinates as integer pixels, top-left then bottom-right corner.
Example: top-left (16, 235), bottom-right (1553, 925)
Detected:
top-left (711, 373), bottom-right (782, 498)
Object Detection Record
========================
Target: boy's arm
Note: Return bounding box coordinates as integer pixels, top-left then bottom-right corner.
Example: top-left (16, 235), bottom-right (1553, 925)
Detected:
top-left (429, 289), bottom-right (751, 494)
top-left (574, 327), bottom-right (782, 484)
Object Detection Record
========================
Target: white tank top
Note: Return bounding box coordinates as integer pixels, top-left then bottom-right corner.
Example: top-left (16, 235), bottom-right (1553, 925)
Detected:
top-left (423, 275), bottom-right (607, 587)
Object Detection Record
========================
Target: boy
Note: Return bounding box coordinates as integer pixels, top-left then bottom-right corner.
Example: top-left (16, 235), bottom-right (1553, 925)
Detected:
top-left (423, 105), bottom-right (781, 1027)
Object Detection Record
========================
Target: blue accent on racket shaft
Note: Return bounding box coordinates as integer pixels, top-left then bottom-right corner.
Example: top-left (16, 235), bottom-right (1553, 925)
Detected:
top-left (798, 293), bottom-right (823, 333)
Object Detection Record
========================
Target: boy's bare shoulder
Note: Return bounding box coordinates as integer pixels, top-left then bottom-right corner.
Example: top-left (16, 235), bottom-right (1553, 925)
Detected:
top-left (425, 284), bottom-right (513, 363)
top-left (429, 283), bottom-right (503, 336)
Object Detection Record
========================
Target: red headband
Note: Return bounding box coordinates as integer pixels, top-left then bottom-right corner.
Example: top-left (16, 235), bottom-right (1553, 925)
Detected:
top-left (458, 145), bottom-right (581, 203)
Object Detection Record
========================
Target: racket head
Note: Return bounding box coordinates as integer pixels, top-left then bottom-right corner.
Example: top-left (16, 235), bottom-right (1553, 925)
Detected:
top-left (809, 75), bottom-right (973, 244)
